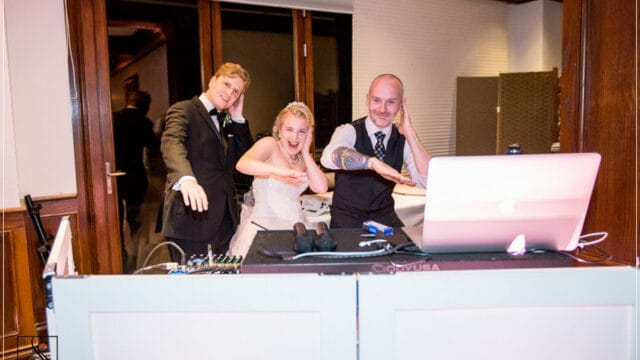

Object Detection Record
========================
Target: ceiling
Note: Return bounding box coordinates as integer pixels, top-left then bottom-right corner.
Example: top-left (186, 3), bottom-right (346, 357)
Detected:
top-left (107, 20), bottom-right (169, 73)
top-left (106, 0), bottom-right (562, 74)
top-left (106, 0), bottom-right (196, 73)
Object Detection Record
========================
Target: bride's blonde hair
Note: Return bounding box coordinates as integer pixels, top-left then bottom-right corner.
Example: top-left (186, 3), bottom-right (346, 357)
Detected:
top-left (272, 102), bottom-right (315, 140)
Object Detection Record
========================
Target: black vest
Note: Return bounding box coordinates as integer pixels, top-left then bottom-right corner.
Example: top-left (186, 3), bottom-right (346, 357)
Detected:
top-left (332, 118), bottom-right (405, 226)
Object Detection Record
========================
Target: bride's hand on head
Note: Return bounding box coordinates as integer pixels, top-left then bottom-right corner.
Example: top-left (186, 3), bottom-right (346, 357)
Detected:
top-left (302, 128), bottom-right (313, 155)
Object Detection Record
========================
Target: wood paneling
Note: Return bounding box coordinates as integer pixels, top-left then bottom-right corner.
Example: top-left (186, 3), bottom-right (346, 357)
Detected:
top-left (1, 212), bottom-right (31, 360)
top-left (1, 196), bottom-right (80, 359)
top-left (560, 0), bottom-right (637, 264)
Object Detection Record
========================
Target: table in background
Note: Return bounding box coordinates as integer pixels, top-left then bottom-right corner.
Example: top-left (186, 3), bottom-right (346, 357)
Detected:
top-left (302, 183), bottom-right (426, 227)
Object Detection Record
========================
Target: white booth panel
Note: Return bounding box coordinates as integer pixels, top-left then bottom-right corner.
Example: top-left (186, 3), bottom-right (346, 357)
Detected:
top-left (392, 305), bottom-right (633, 359)
top-left (51, 274), bottom-right (357, 360)
top-left (91, 311), bottom-right (323, 359)
top-left (358, 267), bottom-right (638, 360)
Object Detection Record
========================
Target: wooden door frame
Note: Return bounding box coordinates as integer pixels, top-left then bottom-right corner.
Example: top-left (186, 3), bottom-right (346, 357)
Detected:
top-left (293, 9), bottom-right (316, 151)
top-left (198, 0), bottom-right (223, 88)
top-left (293, 9), bottom-right (315, 109)
top-left (66, 0), bottom-right (123, 274)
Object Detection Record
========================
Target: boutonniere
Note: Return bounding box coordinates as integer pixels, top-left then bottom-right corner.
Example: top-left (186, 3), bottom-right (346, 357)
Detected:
top-left (223, 113), bottom-right (232, 127)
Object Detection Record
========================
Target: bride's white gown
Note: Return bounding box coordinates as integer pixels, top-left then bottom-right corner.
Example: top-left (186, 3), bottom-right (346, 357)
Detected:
top-left (227, 176), bottom-right (309, 257)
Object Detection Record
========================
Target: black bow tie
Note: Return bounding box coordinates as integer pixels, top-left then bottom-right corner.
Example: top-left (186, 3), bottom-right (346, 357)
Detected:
top-left (209, 108), bottom-right (220, 117)
top-left (209, 107), bottom-right (228, 127)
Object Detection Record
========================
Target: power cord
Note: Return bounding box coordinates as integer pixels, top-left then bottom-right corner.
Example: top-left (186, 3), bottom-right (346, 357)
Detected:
top-left (528, 231), bottom-right (612, 264)
top-left (133, 262), bottom-right (179, 275)
top-left (139, 241), bottom-right (186, 270)
top-left (528, 247), bottom-right (613, 264)
top-left (577, 231), bottom-right (608, 248)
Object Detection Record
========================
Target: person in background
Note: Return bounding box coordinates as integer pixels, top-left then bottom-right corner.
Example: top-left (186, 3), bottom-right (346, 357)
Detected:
top-left (227, 102), bottom-right (328, 257)
top-left (320, 74), bottom-right (432, 228)
top-left (159, 63), bottom-right (253, 259)
top-left (113, 90), bottom-right (159, 268)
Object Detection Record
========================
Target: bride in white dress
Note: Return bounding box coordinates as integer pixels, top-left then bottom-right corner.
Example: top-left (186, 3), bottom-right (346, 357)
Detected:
top-left (227, 102), bottom-right (328, 257)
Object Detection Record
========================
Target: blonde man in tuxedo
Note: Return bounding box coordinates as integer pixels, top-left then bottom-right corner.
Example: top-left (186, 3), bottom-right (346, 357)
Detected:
top-left (160, 63), bottom-right (253, 258)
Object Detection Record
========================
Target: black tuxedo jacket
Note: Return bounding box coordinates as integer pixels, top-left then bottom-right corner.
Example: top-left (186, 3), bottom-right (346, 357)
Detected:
top-left (159, 96), bottom-right (253, 242)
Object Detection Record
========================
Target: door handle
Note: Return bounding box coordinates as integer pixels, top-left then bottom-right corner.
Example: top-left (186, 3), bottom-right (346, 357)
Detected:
top-left (105, 162), bottom-right (125, 194)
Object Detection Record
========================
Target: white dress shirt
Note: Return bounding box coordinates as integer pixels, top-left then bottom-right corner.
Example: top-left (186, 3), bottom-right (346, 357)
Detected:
top-left (320, 117), bottom-right (426, 189)
top-left (198, 93), bottom-right (245, 131)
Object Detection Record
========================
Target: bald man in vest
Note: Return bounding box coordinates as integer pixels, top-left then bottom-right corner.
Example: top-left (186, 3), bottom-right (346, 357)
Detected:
top-left (320, 74), bottom-right (432, 228)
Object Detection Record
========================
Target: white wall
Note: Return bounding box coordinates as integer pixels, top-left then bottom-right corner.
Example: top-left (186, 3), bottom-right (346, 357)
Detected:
top-left (3, 0), bottom-right (75, 207)
top-left (1, 0), bottom-right (20, 208)
top-left (508, 1), bottom-right (543, 72)
top-left (508, 0), bottom-right (562, 73)
top-left (542, 0), bottom-right (562, 73)
top-left (353, 0), bottom-right (509, 156)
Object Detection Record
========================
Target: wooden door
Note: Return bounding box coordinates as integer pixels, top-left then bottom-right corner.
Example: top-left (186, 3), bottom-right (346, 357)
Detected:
top-left (561, 0), bottom-right (637, 265)
top-left (66, 0), bottom-right (123, 274)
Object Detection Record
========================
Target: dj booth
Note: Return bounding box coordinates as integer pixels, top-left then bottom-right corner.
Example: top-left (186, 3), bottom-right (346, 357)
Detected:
top-left (241, 228), bottom-right (573, 273)
top-left (44, 219), bottom-right (638, 359)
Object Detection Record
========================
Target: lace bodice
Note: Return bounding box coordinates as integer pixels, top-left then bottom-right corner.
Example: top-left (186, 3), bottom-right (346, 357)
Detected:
top-left (227, 175), bottom-right (309, 257)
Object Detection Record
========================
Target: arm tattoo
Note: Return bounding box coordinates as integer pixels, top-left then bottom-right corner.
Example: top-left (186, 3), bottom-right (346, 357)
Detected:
top-left (331, 147), bottom-right (370, 170)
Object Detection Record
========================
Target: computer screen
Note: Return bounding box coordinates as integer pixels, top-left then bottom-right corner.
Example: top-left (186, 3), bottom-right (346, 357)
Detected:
top-left (408, 152), bottom-right (601, 254)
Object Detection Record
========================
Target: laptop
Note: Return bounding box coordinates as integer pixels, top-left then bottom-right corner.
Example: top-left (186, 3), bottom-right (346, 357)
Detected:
top-left (403, 152), bottom-right (601, 254)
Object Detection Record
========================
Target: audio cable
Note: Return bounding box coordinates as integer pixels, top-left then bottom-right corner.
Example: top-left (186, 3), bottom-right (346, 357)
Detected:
top-left (258, 241), bottom-right (427, 261)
